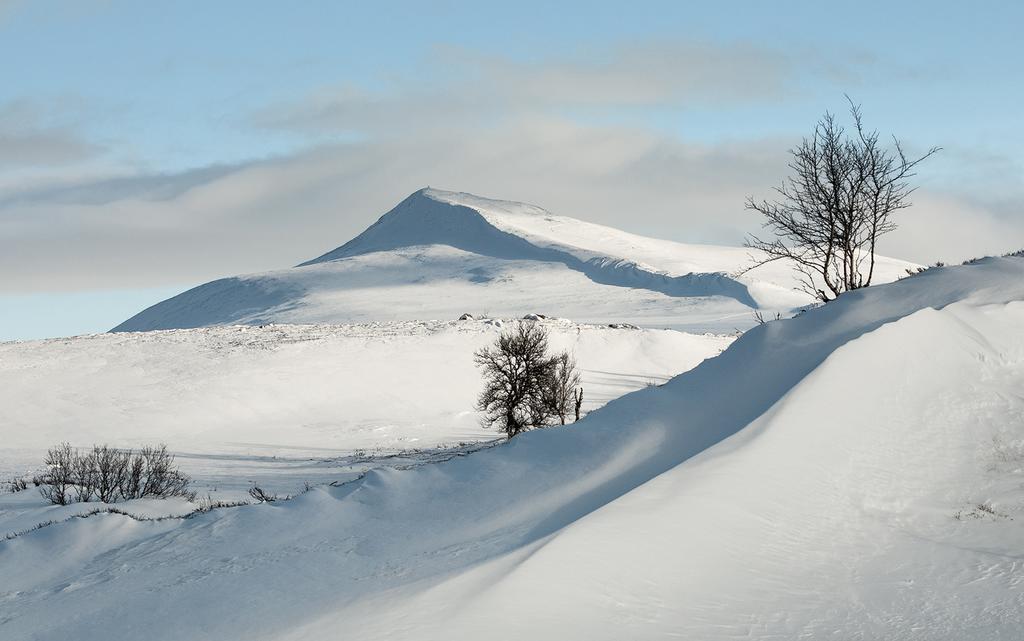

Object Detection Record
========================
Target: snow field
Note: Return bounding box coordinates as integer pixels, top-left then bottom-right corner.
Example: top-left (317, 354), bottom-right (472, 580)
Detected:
top-left (1, 257), bottom-right (1020, 640)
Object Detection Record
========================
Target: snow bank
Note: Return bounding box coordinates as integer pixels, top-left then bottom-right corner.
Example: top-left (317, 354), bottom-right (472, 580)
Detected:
top-left (2, 257), bottom-right (1020, 640)
top-left (0, 320), bottom-right (730, 499)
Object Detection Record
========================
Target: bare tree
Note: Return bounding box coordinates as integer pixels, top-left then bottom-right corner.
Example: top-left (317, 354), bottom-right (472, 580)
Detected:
top-left (574, 387), bottom-right (584, 422)
top-left (137, 445), bottom-right (193, 499)
top-left (474, 322), bottom-right (557, 438)
top-left (744, 98), bottom-right (939, 302)
top-left (91, 445), bottom-right (131, 503)
top-left (72, 448), bottom-right (97, 503)
top-left (543, 351), bottom-right (581, 425)
top-left (120, 451), bottom-right (146, 500)
top-left (39, 442), bottom-right (75, 505)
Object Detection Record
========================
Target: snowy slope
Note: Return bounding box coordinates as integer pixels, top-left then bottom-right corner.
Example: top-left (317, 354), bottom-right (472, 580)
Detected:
top-left (2, 256), bottom-right (1021, 640)
top-left (113, 188), bottom-right (915, 333)
top-left (0, 319), bottom-right (731, 498)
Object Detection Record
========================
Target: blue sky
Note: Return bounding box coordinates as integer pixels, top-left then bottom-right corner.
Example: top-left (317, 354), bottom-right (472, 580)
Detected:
top-left (1, 1), bottom-right (1022, 340)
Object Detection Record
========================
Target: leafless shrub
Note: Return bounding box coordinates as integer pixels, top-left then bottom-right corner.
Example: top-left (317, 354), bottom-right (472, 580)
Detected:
top-left (543, 351), bottom-right (581, 426)
top-left (39, 442), bottom-right (75, 505)
top-left (4, 477), bottom-right (29, 493)
top-left (753, 310), bottom-right (783, 325)
top-left (904, 261), bottom-right (946, 278)
top-left (195, 494), bottom-right (251, 513)
top-left (37, 442), bottom-right (194, 505)
top-left (121, 451), bottom-right (145, 500)
top-left (91, 445), bottom-right (131, 503)
top-left (137, 445), bottom-right (194, 500)
top-left (248, 485), bottom-right (278, 503)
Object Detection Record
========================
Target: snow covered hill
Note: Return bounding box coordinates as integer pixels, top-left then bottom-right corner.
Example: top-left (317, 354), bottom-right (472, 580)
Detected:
top-left (113, 188), bottom-right (915, 333)
top-left (3, 256), bottom-right (1021, 640)
top-left (0, 319), bottom-right (731, 498)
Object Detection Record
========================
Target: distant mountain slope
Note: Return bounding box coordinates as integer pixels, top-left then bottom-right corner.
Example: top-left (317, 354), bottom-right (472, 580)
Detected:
top-left (6, 256), bottom-right (1022, 641)
top-left (113, 188), bottom-right (915, 333)
top-left (299, 188), bottom-right (761, 304)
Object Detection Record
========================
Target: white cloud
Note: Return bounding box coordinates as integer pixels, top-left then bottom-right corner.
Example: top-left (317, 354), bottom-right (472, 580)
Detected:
top-left (4, 112), bottom-right (1019, 294)
top-left (0, 99), bottom-right (104, 168)
top-left (251, 41), bottom-right (814, 136)
top-left (887, 192), bottom-right (1024, 264)
top-left (0, 42), bottom-right (1019, 294)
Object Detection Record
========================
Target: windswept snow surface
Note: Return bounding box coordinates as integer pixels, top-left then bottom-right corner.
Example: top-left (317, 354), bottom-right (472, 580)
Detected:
top-left (113, 188), bottom-right (915, 333)
top-left (2, 257), bottom-right (1022, 640)
top-left (0, 319), bottom-right (729, 500)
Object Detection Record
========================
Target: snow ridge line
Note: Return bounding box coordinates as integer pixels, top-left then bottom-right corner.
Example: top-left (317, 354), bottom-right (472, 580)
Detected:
top-left (3, 440), bottom-right (503, 542)
top-left (300, 189), bottom-right (759, 307)
top-left (2, 506), bottom-right (199, 542)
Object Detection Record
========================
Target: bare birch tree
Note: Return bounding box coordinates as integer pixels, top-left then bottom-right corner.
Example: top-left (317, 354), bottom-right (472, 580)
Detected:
top-left (542, 351), bottom-right (581, 425)
top-left (744, 98), bottom-right (939, 302)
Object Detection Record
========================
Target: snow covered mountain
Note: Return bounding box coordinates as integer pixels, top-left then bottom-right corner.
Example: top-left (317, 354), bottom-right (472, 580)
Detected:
top-left (4, 256), bottom-right (1022, 640)
top-left (113, 188), bottom-right (914, 333)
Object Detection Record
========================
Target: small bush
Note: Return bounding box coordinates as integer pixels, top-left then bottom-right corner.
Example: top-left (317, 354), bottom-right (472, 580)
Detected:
top-left (4, 477), bottom-right (29, 493)
top-left (248, 485), bottom-right (278, 503)
top-left (39, 442), bottom-right (75, 505)
top-left (195, 494), bottom-right (250, 513)
top-left (37, 442), bottom-right (195, 505)
top-left (752, 310), bottom-right (783, 325)
top-left (136, 445), bottom-right (193, 500)
top-left (542, 351), bottom-right (581, 426)
top-left (903, 261), bottom-right (949, 279)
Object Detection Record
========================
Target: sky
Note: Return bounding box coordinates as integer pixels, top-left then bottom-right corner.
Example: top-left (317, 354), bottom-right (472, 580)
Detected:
top-left (1, 0), bottom-right (1022, 340)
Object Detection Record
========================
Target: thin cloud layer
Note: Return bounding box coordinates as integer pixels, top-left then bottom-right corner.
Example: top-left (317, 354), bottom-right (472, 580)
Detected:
top-left (254, 41), bottom-right (822, 135)
top-left (0, 99), bottom-right (104, 168)
top-left (3, 114), bottom-right (1021, 294)
top-left (0, 41), bottom-right (1020, 294)
top-left (0, 119), bottom-right (782, 291)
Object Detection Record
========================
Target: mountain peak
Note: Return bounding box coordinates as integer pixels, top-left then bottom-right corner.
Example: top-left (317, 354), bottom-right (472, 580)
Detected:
top-left (298, 188), bottom-right (553, 266)
top-left (112, 188), bottom-right (916, 333)
top-left (398, 186), bottom-right (527, 210)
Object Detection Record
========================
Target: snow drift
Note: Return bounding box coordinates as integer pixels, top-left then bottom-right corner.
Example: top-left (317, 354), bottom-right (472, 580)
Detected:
top-left (112, 188), bottom-right (914, 333)
top-left (0, 320), bottom-right (729, 498)
top-left (2, 256), bottom-right (1022, 640)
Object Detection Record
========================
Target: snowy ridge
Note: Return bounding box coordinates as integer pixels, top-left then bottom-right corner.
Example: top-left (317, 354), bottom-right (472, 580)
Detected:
top-left (113, 188), bottom-right (915, 333)
top-left (3, 257), bottom-right (1022, 639)
top-left (301, 188), bottom-right (758, 304)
